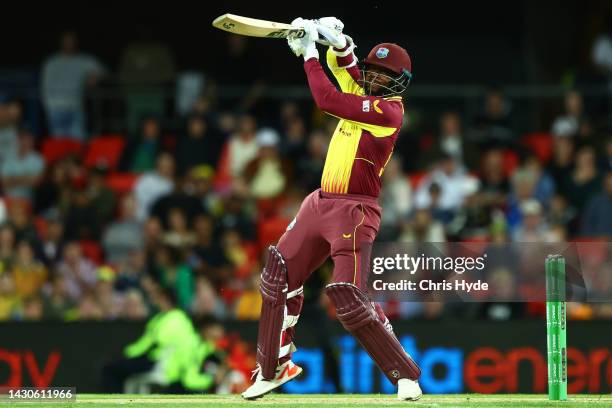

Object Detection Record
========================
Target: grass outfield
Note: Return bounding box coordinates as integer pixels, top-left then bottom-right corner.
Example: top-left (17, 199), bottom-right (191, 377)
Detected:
top-left (5, 394), bottom-right (612, 408)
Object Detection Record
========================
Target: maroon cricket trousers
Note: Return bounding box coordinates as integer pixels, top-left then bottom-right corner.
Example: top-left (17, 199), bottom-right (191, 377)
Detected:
top-left (276, 188), bottom-right (382, 364)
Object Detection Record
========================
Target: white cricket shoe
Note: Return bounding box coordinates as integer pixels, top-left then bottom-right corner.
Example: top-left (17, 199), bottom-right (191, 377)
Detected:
top-left (397, 378), bottom-right (423, 401)
top-left (242, 360), bottom-right (303, 400)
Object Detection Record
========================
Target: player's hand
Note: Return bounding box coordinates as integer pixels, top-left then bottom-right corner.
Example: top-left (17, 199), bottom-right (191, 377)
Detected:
top-left (288, 18), bottom-right (319, 60)
top-left (314, 17), bottom-right (347, 49)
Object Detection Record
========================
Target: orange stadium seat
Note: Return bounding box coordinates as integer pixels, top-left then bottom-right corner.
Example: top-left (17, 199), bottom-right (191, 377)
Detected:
top-left (257, 217), bottom-right (290, 250)
top-left (106, 172), bottom-right (139, 195)
top-left (502, 149), bottom-right (519, 176)
top-left (41, 138), bottom-right (83, 164)
top-left (79, 240), bottom-right (103, 265)
top-left (521, 132), bottom-right (553, 164)
top-left (84, 135), bottom-right (126, 170)
top-left (33, 216), bottom-right (48, 239)
top-left (408, 172), bottom-right (427, 189)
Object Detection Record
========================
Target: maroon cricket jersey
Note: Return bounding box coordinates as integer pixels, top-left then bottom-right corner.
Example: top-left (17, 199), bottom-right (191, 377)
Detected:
top-left (303, 45), bottom-right (404, 198)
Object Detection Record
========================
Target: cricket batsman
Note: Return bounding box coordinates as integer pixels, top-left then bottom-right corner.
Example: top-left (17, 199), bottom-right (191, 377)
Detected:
top-left (242, 17), bottom-right (422, 401)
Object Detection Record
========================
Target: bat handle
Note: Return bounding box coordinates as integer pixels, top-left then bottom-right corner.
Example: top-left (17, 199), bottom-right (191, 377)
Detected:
top-left (290, 28), bottom-right (331, 46)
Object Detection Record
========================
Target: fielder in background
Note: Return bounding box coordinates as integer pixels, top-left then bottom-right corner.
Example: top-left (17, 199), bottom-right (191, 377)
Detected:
top-left (242, 17), bottom-right (422, 401)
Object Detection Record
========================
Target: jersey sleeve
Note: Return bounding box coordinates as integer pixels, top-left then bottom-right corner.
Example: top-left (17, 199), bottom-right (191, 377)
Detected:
top-left (304, 58), bottom-right (403, 137)
top-left (326, 42), bottom-right (362, 95)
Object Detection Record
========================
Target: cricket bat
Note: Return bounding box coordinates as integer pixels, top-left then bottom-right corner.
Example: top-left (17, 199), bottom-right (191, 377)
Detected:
top-left (212, 13), bottom-right (329, 44)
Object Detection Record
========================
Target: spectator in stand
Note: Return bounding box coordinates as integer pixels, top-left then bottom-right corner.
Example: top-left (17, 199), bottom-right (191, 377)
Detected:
top-left (551, 90), bottom-right (586, 140)
top-left (512, 199), bottom-right (549, 242)
top-left (226, 114), bottom-right (259, 178)
top-left (34, 156), bottom-right (82, 215)
top-left (479, 149), bottom-right (510, 207)
top-left (190, 214), bottom-right (231, 279)
top-left (114, 250), bottom-right (147, 293)
top-left (1, 131), bottom-right (44, 201)
top-left (86, 166), bottom-right (116, 226)
top-left (217, 194), bottom-right (256, 242)
top-left (175, 114), bottom-right (223, 176)
top-left (581, 171), bottom-right (612, 238)
top-left (118, 26), bottom-right (176, 133)
top-left (162, 207), bottom-right (196, 250)
top-left (558, 145), bottom-right (602, 213)
top-left (521, 153), bottom-right (555, 207)
top-left (0, 224), bottom-right (15, 269)
top-left (471, 87), bottom-right (515, 147)
top-left (150, 172), bottom-right (205, 228)
top-left (447, 187), bottom-right (492, 240)
top-left (38, 211), bottom-right (66, 266)
top-left (42, 275), bottom-right (76, 320)
top-left (297, 129), bottom-right (328, 192)
top-left (0, 99), bottom-right (21, 163)
top-left (56, 242), bottom-right (97, 301)
top-left (95, 266), bottom-right (123, 319)
top-left (119, 116), bottom-right (162, 173)
top-left (121, 289), bottom-right (149, 320)
top-left (547, 194), bottom-right (576, 232)
top-left (154, 245), bottom-right (193, 310)
top-left (399, 208), bottom-right (446, 243)
top-left (0, 273), bottom-right (19, 320)
top-left (234, 274), bottom-right (262, 320)
top-left (11, 240), bottom-right (47, 299)
top-left (415, 153), bottom-right (478, 216)
top-left (41, 31), bottom-right (104, 139)
top-left (7, 200), bottom-right (38, 243)
top-left (143, 217), bottom-right (163, 268)
top-left (243, 128), bottom-right (291, 199)
top-left (548, 135), bottom-right (575, 187)
top-left (221, 229), bottom-right (256, 281)
top-left (209, 35), bottom-right (265, 112)
top-left (63, 185), bottom-right (100, 240)
top-left (421, 112), bottom-right (472, 169)
top-left (134, 152), bottom-right (175, 220)
top-left (282, 116), bottom-right (308, 162)
top-left (190, 276), bottom-right (227, 319)
top-left (188, 165), bottom-right (222, 216)
top-left (379, 157), bottom-right (413, 240)
top-left (438, 112), bottom-right (468, 165)
top-left (77, 291), bottom-right (104, 319)
top-left (21, 296), bottom-right (44, 321)
top-left (102, 194), bottom-right (144, 264)
top-left (506, 166), bottom-right (539, 231)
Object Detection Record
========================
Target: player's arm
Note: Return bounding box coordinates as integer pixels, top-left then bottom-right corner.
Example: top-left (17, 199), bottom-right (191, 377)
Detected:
top-left (315, 17), bottom-right (362, 94)
top-left (326, 39), bottom-right (362, 94)
top-left (288, 18), bottom-right (401, 135)
top-left (304, 58), bottom-right (401, 133)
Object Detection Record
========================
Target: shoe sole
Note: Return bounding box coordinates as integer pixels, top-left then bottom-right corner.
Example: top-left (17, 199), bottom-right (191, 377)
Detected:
top-left (398, 393), bottom-right (423, 401)
top-left (242, 366), bottom-right (303, 400)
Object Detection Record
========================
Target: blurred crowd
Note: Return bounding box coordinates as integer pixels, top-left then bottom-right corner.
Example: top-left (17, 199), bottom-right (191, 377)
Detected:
top-left (0, 31), bottom-right (611, 324)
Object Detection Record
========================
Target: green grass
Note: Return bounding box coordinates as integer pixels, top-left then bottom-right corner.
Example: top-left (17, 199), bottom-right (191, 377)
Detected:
top-left (5, 394), bottom-right (612, 408)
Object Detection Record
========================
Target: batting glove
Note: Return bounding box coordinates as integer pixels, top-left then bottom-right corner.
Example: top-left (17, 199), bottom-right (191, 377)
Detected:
top-left (314, 17), bottom-right (347, 49)
top-left (288, 18), bottom-right (319, 60)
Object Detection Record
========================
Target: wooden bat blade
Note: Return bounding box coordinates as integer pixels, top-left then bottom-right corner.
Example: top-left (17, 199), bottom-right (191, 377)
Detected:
top-left (212, 13), bottom-right (305, 39)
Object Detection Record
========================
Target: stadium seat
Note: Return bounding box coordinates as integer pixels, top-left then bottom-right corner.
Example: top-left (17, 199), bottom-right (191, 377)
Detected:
top-left (41, 138), bottom-right (83, 164)
top-left (33, 216), bottom-right (48, 239)
top-left (408, 172), bottom-right (427, 189)
top-left (521, 133), bottom-right (553, 164)
top-left (79, 240), bottom-right (103, 265)
top-left (83, 135), bottom-right (126, 171)
top-left (257, 217), bottom-right (290, 250)
top-left (105, 172), bottom-right (139, 195)
top-left (502, 149), bottom-right (519, 176)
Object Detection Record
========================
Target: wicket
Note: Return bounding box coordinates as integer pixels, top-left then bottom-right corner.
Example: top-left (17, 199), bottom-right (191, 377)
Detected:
top-left (546, 254), bottom-right (567, 401)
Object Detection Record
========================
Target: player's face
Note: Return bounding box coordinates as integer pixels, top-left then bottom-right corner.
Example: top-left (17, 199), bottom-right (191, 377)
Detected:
top-left (363, 65), bottom-right (395, 96)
